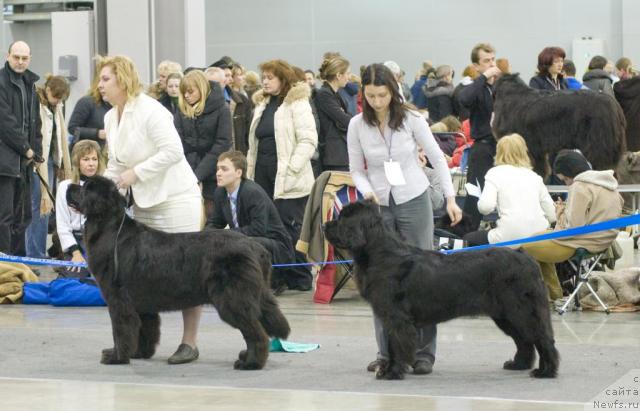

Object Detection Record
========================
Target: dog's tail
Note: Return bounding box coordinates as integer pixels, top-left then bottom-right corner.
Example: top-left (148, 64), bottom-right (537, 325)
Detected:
top-left (260, 291), bottom-right (290, 339)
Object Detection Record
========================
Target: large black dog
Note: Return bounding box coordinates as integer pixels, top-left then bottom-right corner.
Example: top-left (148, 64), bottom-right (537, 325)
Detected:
top-left (493, 73), bottom-right (626, 177)
top-left (324, 201), bottom-right (559, 380)
top-left (66, 176), bottom-right (290, 369)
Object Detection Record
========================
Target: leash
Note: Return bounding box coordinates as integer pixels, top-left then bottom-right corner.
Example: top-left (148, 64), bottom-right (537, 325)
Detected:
top-left (33, 163), bottom-right (56, 206)
top-left (112, 187), bottom-right (132, 287)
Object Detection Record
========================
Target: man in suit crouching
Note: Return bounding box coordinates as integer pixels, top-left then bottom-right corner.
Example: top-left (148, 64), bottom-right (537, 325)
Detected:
top-left (207, 150), bottom-right (305, 294)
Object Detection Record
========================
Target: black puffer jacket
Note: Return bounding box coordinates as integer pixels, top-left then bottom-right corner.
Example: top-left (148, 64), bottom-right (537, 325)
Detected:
top-left (174, 81), bottom-right (232, 199)
top-left (0, 61), bottom-right (42, 177)
top-left (614, 77), bottom-right (640, 151)
top-left (582, 69), bottom-right (614, 97)
top-left (67, 94), bottom-right (111, 145)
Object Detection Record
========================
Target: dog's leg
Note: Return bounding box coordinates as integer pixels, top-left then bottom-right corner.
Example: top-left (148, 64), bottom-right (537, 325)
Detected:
top-left (132, 313), bottom-right (160, 359)
top-left (529, 313), bottom-right (560, 378)
top-left (492, 318), bottom-right (535, 371)
top-left (215, 299), bottom-right (269, 370)
top-left (377, 315), bottom-right (416, 380)
top-left (101, 289), bottom-right (140, 365)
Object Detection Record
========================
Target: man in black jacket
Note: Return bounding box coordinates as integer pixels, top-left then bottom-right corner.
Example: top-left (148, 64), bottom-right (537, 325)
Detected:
top-left (457, 43), bottom-right (501, 230)
top-left (0, 41), bottom-right (42, 254)
top-left (207, 150), bottom-right (310, 293)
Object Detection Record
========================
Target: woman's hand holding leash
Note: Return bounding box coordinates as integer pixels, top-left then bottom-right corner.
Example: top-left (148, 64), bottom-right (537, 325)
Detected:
top-left (116, 169), bottom-right (138, 190)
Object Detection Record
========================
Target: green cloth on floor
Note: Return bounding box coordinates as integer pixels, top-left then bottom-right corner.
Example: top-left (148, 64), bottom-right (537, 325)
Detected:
top-left (269, 338), bottom-right (320, 353)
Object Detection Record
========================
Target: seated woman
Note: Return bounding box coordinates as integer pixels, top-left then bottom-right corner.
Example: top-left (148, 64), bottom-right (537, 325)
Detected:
top-left (463, 133), bottom-right (556, 246)
top-left (55, 140), bottom-right (105, 271)
top-left (521, 149), bottom-right (624, 301)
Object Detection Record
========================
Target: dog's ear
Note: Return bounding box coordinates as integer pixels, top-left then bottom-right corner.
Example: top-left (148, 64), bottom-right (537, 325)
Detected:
top-left (81, 176), bottom-right (127, 216)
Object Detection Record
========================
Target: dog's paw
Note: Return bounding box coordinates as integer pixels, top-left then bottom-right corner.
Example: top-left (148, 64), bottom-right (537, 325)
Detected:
top-left (233, 358), bottom-right (263, 370)
top-left (238, 350), bottom-right (247, 362)
top-left (101, 348), bottom-right (130, 365)
top-left (375, 362), bottom-right (405, 380)
top-left (530, 368), bottom-right (557, 378)
top-left (503, 359), bottom-right (531, 370)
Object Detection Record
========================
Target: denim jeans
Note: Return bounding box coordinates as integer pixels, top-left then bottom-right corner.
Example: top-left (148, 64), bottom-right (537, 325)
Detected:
top-left (25, 161), bottom-right (55, 259)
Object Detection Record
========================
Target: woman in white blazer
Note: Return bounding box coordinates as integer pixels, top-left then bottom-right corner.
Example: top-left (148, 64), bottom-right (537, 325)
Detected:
top-left (97, 55), bottom-right (203, 365)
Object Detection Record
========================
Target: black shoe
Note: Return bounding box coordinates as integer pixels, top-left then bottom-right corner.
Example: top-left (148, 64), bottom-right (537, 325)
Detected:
top-left (167, 344), bottom-right (199, 364)
top-left (367, 359), bottom-right (387, 372)
top-left (289, 283), bottom-right (312, 292)
top-left (413, 359), bottom-right (433, 375)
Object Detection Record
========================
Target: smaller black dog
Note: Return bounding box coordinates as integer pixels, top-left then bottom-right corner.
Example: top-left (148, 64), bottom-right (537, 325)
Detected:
top-left (325, 200), bottom-right (559, 380)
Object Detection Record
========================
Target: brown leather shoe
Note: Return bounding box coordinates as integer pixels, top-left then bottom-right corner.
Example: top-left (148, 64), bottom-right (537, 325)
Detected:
top-left (168, 344), bottom-right (199, 365)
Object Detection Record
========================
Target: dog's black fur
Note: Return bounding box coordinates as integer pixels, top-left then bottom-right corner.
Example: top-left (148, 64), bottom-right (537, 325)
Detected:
top-left (324, 201), bottom-right (559, 380)
top-left (493, 73), bottom-right (626, 177)
top-left (66, 176), bottom-right (290, 369)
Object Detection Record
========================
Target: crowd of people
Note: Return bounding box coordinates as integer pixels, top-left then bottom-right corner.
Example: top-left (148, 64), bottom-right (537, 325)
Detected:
top-left (0, 39), bottom-right (632, 369)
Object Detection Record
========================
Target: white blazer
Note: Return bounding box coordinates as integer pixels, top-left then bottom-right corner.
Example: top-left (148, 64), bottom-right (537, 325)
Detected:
top-left (103, 93), bottom-right (198, 208)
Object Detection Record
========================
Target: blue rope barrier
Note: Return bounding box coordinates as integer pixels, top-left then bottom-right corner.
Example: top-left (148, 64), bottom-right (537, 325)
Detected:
top-left (2, 213), bottom-right (639, 269)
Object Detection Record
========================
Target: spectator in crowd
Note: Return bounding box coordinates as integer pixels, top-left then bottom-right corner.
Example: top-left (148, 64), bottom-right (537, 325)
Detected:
top-left (410, 62), bottom-right (430, 110)
top-left (615, 57), bottom-right (635, 81)
top-left (314, 54), bottom-right (353, 172)
top-left (383, 60), bottom-right (406, 101)
top-left (563, 59), bottom-right (584, 90)
top-left (452, 64), bottom-right (479, 121)
top-left (67, 61), bottom-right (112, 147)
top-left (304, 70), bottom-right (317, 91)
top-left (175, 70), bottom-right (232, 216)
top-left (231, 64), bottom-right (249, 98)
top-left (614, 69), bottom-right (640, 151)
top-left (463, 133), bottom-right (555, 246)
top-left (147, 60), bottom-right (182, 113)
top-left (244, 70), bottom-right (261, 100)
top-left (529, 47), bottom-right (568, 91)
top-left (0, 41), bottom-right (42, 255)
top-left (605, 60), bottom-right (619, 83)
top-left (204, 66), bottom-right (225, 84)
top-left (208, 150), bottom-right (296, 292)
top-left (458, 43), bottom-right (501, 230)
top-left (163, 72), bottom-right (182, 115)
top-left (55, 140), bottom-right (104, 270)
top-left (522, 149), bottom-right (623, 301)
top-left (582, 55), bottom-right (614, 96)
top-left (424, 65), bottom-right (455, 122)
top-left (323, 52), bottom-right (359, 115)
top-left (348, 63), bottom-right (461, 376)
top-left (26, 75), bottom-right (73, 259)
top-left (98, 55), bottom-right (203, 364)
top-left (246, 59), bottom-right (317, 292)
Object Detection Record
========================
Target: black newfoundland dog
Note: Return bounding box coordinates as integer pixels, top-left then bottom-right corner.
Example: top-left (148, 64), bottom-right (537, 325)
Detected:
top-left (324, 201), bottom-right (559, 380)
top-left (66, 176), bottom-right (290, 369)
top-left (493, 73), bottom-right (626, 177)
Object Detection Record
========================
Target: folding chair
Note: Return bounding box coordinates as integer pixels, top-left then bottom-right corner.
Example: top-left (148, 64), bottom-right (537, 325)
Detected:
top-left (298, 171), bottom-right (362, 303)
top-left (556, 248), bottom-right (611, 315)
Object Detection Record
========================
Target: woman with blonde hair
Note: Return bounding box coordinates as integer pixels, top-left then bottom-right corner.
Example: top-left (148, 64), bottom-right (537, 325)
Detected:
top-left (55, 140), bottom-right (105, 271)
top-left (97, 55), bottom-right (203, 364)
top-left (175, 70), bottom-right (231, 216)
top-left (314, 54), bottom-right (353, 171)
top-left (463, 133), bottom-right (556, 246)
top-left (148, 60), bottom-right (183, 112)
top-left (26, 75), bottom-right (73, 259)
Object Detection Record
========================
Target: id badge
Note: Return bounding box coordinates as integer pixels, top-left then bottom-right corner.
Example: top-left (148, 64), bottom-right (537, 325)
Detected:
top-left (384, 160), bottom-right (406, 186)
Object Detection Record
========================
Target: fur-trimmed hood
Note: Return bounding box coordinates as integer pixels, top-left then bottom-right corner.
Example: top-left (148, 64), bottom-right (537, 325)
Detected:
top-left (252, 81), bottom-right (311, 106)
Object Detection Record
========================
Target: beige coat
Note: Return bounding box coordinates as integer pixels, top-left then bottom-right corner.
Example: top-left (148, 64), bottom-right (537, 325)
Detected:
top-left (553, 170), bottom-right (624, 253)
top-left (246, 82), bottom-right (318, 200)
top-left (38, 101), bottom-right (72, 215)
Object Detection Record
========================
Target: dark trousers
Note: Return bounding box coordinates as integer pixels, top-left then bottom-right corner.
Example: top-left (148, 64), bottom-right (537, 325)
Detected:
top-left (254, 157), bottom-right (276, 199)
top-left (252, 235), bottom-right (295, 288)
top-left (463, 138), bottom-right (496, 230)
top-left (274, 196), bottom-right (312, 288)
top-left (0, 174), bottom-right (31, 255)
top-left (463, 230), bottom-right (489, 246)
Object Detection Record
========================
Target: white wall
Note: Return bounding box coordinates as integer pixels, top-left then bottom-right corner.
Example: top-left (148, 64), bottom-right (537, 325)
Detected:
top-left (205, 0), bottom-right (629, 81)
top-left (51, 11), bottom-right (94, 117)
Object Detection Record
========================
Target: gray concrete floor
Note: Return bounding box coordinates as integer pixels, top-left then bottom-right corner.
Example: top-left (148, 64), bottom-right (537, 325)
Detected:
top-left (1, 271), bottom-right (640, 411)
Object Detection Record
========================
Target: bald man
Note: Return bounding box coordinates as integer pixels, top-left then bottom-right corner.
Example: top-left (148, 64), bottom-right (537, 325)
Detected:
top-left (0, 41), bottom-right (42, 255)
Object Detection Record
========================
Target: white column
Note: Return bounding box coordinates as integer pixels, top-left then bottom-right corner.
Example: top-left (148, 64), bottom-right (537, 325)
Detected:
top-left (184, 0), bottom-right (206, 68)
